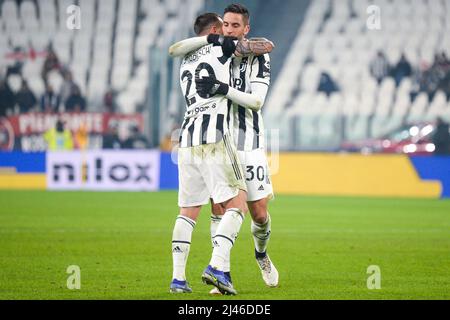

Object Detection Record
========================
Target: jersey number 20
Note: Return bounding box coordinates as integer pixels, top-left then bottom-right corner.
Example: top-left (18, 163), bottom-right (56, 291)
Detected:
top-left (181, 62), bottom-right (217, 107)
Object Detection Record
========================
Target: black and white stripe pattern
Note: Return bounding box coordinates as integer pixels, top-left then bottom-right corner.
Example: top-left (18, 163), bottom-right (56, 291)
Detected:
top-left (172, 240), bottom-right (191, 245)
top-left (178, 43), bottom-right (235, 148)
top-left (227, 208), bottom-right (244, 222)
top-left (179, 112), bottom-right (231, 148)
top-left (213, 234), bottom-right (235, 245)
top-left (212, 208), bottom-right (244, 246)
top-left (210, 215), bottom-right (222, 222)
top-left (177, 215), bottom-right (196, 229)
top-left (231, 54), bottom-right (270, 152)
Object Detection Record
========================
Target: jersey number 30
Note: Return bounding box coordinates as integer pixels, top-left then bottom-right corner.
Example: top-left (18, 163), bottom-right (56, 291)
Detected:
top-left (246, 165), bottom-right (267, 182)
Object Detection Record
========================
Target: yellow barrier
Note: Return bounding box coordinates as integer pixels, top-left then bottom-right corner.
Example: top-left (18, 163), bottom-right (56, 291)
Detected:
top-left (0, 174), bottom-right (46, 190)
top-left (270, 153), bottom-right (441, 198)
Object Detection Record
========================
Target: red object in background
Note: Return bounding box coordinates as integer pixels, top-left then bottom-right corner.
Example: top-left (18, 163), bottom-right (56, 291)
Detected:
top-left (3, 112), bottom-right (143, 136)
top-left (340, 122), bottom-right (443, 155)
top-left (0, 117), bottom-right (15, 150)
top-left (29, 47), bottom-right (37, 60)
top-left (0, 112), bottom-right (144, 151)
top-left (4, 48), bottom-right (47, 61)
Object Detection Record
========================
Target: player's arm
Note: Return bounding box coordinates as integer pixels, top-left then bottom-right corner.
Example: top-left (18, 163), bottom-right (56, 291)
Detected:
top-left (168, 36), bottom-right (208, 57)
top-left (168, 35), bottom-right (274, 58)
top-left (195, 77), bottom-right (269, 111)
top-left (195, 78), bottom-right (268, 112)
top-left (233, 52), bottom-right (271, 110)
top-left (234, 38), bottom-right (275, 57)
top-left (227, 85), bottom-right (268, 112)
top-left (196, 54), bottom-right (271, 112)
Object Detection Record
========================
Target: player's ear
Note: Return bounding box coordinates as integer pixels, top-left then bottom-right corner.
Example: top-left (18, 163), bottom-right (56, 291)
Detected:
top-left (244, 24), bottom-right (250, 37)
top-left (214, 26), bottom-right (223, 35)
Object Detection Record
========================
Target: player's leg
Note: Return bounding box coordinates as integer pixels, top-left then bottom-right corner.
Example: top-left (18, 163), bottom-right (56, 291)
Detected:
top-left (212, 190), bottom-right (248, 270)
top-left (203, 190), bottom-right (247, 295)
top-left (170, 206), bottom-right (201, 293)
top-left (209, 200), bottom-right (232, 295)
top-left (201, 135), bottom-right (248, 295)
top-left (208, 134), bottom-right (248, 274)
top-left (210, 202), bottom-right (224, 249)
top-left (210, 201), bottom-right (232, 276)
top-left (172, 206), bottom-right (202, 276)
top-left (249, 197), bottom-right (271, 252)
top-left (171, 146), bottom-right (209, 293)
top-left (240, 148), bottom-right (279, 287)
top-left (248, 197), bottom-right (278, 287)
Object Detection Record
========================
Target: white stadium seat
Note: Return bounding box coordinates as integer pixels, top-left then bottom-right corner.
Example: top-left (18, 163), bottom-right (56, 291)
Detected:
top-left (3, 0), bottom-right (447, 147)
top-left (19, 0), bottom-right (37, 20)
top-left (7, 73), bottom-right (22, 92)
top-left (265, 0), bottom-right (450, 150)
top-left (28, 76), bottom-right (46, 97)
top-left (407, 93), bottom-right (429, 123)
top-left (426, 90), bottom-right (448, 121)
top-left (1, 0), bottom-right (18, 19)
top-left (0, 0), bottom-right (209, 115)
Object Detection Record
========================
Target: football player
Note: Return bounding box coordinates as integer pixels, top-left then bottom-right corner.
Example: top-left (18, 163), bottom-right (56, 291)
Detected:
top-left (169, 12), bottom-right (273, 296)
top-left (170, 4), bottom-right (279, 294)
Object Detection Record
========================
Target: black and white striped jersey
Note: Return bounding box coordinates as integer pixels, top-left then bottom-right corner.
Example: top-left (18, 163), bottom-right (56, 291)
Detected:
top-left (178, 43), bottom-right (233, 148)
top-left (231, 53), bottom-right (271, 151)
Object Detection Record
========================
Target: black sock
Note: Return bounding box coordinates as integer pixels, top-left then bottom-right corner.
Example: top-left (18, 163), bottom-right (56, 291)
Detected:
top-left (255, 249), bottom-right (267, 259)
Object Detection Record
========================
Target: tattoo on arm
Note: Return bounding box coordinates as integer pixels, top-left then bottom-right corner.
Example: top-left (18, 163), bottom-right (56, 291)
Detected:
top-left (234, 38), bottom-right (275, 57)
top-left (235, 40), bottom-right (253, 57)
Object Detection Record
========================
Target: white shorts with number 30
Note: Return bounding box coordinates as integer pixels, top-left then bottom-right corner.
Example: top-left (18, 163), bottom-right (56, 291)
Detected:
top-left (238, 148), bottom-right (274, 202)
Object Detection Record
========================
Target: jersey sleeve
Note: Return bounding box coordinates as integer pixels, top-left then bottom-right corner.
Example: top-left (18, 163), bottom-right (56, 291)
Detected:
top-left (226, 84), bottom-right (268, 112)
top-left (168, 36), bottom-right (208, 57)
top-left (250, 53), bottom-right (271, 87)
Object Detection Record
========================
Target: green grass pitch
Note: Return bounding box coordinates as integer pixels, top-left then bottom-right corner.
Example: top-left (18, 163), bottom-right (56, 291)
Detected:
top-left (0, 190), bottom-right (449, 300)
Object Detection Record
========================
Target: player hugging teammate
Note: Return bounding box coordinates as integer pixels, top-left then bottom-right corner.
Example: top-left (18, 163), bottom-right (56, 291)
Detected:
top-left (168, 3), bottom-right (278, 296)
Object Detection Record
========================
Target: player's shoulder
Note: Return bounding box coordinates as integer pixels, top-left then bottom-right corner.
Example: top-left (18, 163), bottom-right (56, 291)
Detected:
top-left (261, 53), bottom-right (271, 61)
top-left (182, 43), bottom-right (216, 62)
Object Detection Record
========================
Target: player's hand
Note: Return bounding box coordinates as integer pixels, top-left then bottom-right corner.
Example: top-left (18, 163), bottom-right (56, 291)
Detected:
top-left (207, 34), bottom-right (237, 46)
top-left (235, 37), bottom-right (275, 57)
top-left (207, 34), bottom-right (238, 57)
top-left (195, 76), bottom-right (229, 97)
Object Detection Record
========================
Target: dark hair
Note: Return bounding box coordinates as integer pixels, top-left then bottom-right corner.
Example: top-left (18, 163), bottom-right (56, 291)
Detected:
top-left (224, 3), bottom-right (250, 24)
top-left (194, 13), bottom-right (222, 35)
top-left (56, 120), bottom-right (64, 132)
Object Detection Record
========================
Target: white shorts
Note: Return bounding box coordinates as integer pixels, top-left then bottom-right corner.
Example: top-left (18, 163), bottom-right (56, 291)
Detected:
top-left (238, 148), bottom-right (274, 202)
top-left (178, 134), bottom-right (247, 207)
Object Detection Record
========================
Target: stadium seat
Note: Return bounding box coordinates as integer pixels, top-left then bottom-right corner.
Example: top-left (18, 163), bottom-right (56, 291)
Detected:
top-left (426, 90), bottom-right (447, 121)
top-left (116, 92), bottom-right (137, 114)
top-left (266, 0), bottom-right (450, 150)
top-left (444, 102), bottom-right (450, 122)
top-left (72, 69), bottom-right (87, 94)
top-left (47, 70), bottom-right (64, 93)
top-left (58, 0), bottom-right (75, 28)
top-left (6, 0), bottom-right (446, 146)
top-left (11, 32), bottom-right (28, 48)
top-left (27, 76), bottom-right (45, 98)
top-left (1, 0), bottom-right (18, 20)
top-left (407, 93), bottom-right (429, 123)
top-left (19, 0), bottom-right (37, 20)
